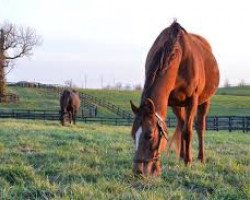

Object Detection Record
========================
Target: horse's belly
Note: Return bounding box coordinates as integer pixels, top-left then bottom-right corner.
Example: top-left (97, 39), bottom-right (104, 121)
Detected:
top-left (168, 92), bottom-right (189, 107)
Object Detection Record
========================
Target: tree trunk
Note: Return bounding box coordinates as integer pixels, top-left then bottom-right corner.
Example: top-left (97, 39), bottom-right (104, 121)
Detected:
top-left (0, 60), bottom-right (5, 95)
top-left (0, 29), bottom-right (6, 95)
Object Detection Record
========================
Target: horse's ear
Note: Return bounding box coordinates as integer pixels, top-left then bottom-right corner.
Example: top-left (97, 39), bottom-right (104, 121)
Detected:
top-left (130, 100), bottom-right (139, 115)
top-left (144, 98), bottom-right (155, 115)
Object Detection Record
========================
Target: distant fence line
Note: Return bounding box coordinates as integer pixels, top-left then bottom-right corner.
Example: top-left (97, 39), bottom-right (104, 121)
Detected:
top-left (80, 93), bottom-right (133, 119)
top-left (0, 109), bottom-right (249, 132)
top-left (0, 109), bottom-right (95, 119)
top-left (7, 81), bottom-right (65, 90)
top-left (7, 82), bottom-right (133, 118)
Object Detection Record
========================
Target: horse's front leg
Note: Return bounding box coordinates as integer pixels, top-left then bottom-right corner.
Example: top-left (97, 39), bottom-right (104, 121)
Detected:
top-left (196, 101), bottom-right (210, 163)
top-left (183, 95), bottom-right (198, 165)
top-left (68, 111), bottom-right (72, 124)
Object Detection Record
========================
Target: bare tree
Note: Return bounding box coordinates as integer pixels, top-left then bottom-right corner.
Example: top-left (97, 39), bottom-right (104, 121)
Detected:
top-left (238, 79), bottom-right (246, 87)
top-left (65, 79), bottom-right (77, 89)
top-left (0, 22), bottom-right (41, 95)
top-left (103, 84), bottom-right (111, 90)
top-left (124, 83), bottom-right (131, 91)
top-left (223, 78), bottom-right (230, 88)
top-left (134, 83), bottom-right (142, 91)
top-left (115, 82), bottom-right (122, 91)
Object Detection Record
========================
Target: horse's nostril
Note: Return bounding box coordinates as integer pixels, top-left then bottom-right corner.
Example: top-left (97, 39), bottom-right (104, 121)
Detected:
top-left (133, 168), bottom-right (143, 175)
top-left (133, 162), bottom-right (144, 175)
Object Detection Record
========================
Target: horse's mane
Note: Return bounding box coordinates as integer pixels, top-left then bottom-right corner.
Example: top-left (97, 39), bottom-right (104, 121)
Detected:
top-left (141, 21), bottom-right (186, 101)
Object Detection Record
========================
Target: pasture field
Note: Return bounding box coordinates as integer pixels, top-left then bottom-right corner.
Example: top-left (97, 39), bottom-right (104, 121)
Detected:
top-left (216, 86), bottom-right (250, 96)
top-left (82, 87), bottom-right (250, 116)
top-left (1, 85), bottom-right (250, 117)
top-left (3, 86), bottom-right (59, 110)
top-left (0, 119), bottom-right (249, 199)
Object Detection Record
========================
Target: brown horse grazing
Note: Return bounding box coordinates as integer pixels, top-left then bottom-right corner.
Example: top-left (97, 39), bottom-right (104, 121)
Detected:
top-left (130, 21), bottom-right (220, 176)
top-left (60, 89), bottom-right (80, 126)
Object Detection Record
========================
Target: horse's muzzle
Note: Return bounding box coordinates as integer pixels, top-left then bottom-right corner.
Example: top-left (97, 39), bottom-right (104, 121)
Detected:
top-left (133, 159), bottom-right (161, 176)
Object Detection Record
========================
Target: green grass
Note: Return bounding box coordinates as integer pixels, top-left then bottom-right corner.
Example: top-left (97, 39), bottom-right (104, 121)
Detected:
top-left (81, 89), bottom-right (141, 111)
top-left (1, 85), bottom-right (250, 117)
top-left (216, 86), bottom-right (250, 96)
top-left (2, 86), bottom-right (60, 110)
top-left (0, 119), bottom-right (249, 199)
top-left (82, 88), bottom-right (250, 116)
top-left (210, 95), bottom-right (250, 116)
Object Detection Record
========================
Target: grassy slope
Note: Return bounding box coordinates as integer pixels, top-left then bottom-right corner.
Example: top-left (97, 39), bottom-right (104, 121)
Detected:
top-left (0, 119), bottom-right (249, 199)
top-left (2, 86), bottom-right (59, 110)
top-left (83, 88), bottom-right (250, 116)
top-left (216, 86), bottom-right (250, 96)
top-left (1, 86), bottom-right (117, 118)
top-left (1, 86), bottom-right (250, 116)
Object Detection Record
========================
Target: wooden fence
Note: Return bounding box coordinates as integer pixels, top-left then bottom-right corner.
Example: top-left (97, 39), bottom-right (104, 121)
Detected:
top-left (0, 109), bottom-right (94, 120)
top-left (0, 109), bottom-right (249, 132)
top-left (80, 93), bottom-right (133, 118)
top-left (0, 93), bottom-right (19, 103)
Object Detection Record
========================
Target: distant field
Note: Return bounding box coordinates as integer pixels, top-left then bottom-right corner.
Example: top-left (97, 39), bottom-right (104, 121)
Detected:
top-left (0, 119), bottom-right (249, 199)
top-left (216, 86), bottom-right (250, 96)
top-left (82, 88), bottom-right (250, 116)
top-left (3, 86), bottom-right (59, 110)
top-left (1, 85), bottom-right (249, 117)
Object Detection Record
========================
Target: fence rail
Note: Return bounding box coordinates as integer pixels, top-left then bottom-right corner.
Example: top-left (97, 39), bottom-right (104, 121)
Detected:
top-left (0, 93), bottom-right (20, 103)
top-left (0, 109), bottom-right (249, 132)
top-left (80, 93), bottom-right (133, 118)
top-left (0, 108), bottom-right (95, 119)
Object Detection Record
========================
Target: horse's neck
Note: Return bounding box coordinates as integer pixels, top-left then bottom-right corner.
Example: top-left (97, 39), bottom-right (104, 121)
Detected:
top-left (142, 86), bottom-right (169, 118)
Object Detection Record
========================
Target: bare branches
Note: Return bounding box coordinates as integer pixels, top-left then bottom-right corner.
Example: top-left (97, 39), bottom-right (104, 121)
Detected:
top-left (0, 22), bottom-right (41, 94)
top-left (1, 22), bottom-right (41, 61)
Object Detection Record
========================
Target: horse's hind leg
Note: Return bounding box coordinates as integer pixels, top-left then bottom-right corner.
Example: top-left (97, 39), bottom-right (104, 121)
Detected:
top-left (73, 110), bottom-right (77, 125)
top-left (183, 95), bottom-right (198, 164)
top-left (196, 101), bottom-right (210, 163)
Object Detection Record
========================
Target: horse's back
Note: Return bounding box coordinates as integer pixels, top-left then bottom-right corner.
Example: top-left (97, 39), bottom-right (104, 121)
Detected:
top-left (190, 34), bottom-right (212, 52)
top-left (189, 33), bottom-right (220, 104)
top-left (60, 89), bottom-right (80, 110)
top-left (70, 92), bottom-right (80, 109)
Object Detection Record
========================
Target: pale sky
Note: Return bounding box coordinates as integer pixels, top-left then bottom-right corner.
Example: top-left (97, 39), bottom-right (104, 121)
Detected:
top-left (1, 0), bottom-right (250, 88)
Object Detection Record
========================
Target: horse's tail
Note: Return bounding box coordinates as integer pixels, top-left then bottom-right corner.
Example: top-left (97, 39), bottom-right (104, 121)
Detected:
top-left (166, 127), bottom-right (181, 158)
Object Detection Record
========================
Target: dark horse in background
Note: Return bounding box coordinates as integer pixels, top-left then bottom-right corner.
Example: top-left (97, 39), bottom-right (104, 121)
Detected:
top-left (130, 21), bottom-right (220, 176)
top-left (60, 89), bottom-right (80, 126)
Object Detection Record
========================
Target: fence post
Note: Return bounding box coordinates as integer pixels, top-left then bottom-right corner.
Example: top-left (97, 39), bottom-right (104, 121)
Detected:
top-left (213, 117), bottom-right (216, 131)
top-left (229, 116), bottom-right (232, 132)
top-left (168, 117), bottom-right (171, 128)
top-left (245, 117), bottom-right (249, 132)
top-left (242, 117), bottom-right (245, 133)
top-left (216, 116), bottom-right (219, 131)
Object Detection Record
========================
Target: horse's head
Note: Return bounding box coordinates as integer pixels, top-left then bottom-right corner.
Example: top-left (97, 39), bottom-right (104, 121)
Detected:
top-left (59, 110), bottom-right (67, 126)
top-left (130, 98), bottom-right (168, 176)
